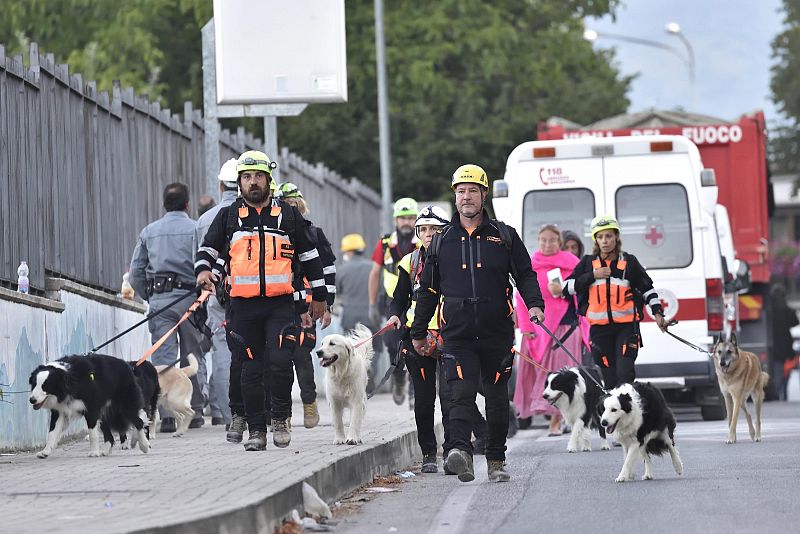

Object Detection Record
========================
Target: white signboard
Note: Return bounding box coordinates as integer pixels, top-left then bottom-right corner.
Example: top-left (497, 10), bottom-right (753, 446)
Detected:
top-left (213, 0), bottom-right (348, 105)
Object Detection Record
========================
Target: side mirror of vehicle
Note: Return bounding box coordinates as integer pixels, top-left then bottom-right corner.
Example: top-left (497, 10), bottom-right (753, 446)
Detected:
top-left (732, 259), bottom-right (751, 293)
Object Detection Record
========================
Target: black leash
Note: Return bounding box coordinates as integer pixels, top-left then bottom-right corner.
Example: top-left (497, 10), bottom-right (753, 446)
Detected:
top-left (90, 286), bottom-right (200, 354)
top-left (533, 318), bottom-right (607, 393)
top-left (368, 338), bottom-right (406, 400)
top-left (664, 320), bottom-right (711, 354)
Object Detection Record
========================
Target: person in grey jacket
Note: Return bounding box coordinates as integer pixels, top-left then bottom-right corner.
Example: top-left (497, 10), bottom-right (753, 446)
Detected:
top-left (130, 182), bottom-right (206, 433)
top-left (193, 159), bottom-right (239, 429)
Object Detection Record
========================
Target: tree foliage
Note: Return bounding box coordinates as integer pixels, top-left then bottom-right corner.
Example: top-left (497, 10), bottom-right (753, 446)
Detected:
top-left (0, 0), bottom-right (631, 198)
top-left (770, 0), bottom-right (800, 174)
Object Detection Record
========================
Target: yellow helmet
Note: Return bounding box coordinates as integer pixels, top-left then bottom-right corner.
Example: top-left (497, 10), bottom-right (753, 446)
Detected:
top-left (590, 215), bottom-right (620, 240)
top-left (451, 164), bottom-right (489, 190)
top-left (236, 150), bottom-right (277, 175)
top-left (393, 198), bottom-right (418, 218)
top-left (340, 233), bottom-right (367, 252)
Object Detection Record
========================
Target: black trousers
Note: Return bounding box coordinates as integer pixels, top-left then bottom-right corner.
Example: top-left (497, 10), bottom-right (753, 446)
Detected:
top-left (441, 338), bottom-right (513, 461)
top-left (228, 296), bottom-right (295, 432)
top-left (590, 323), bottom-right (639, 390)
top-left (402, 339), bottom-right (451, 456)
top-left (292, 326), bottom-right (317, 405)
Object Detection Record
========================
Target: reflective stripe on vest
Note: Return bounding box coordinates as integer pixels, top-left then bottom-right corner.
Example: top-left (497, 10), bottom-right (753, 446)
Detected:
top-left (398, 251), bottom-right (438, 330)
top-left (228, 206), bottom-right (295, 298)
top-left (587, 257), bottom-right (634, 325)
top-left (381, 233), bottom-right (419, 297)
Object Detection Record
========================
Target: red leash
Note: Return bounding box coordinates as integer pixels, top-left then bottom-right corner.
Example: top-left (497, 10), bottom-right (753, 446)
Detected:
top-left (354, 322), bottom-right (395, 348)
top-left (514, 346), bottom-right (552, 374)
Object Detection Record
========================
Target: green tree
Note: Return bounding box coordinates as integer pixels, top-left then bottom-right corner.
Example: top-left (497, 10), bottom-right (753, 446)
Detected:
top-left (770, 0), bottom-right (800, 174)
top-left (0, 0), bottom-right (630, 198)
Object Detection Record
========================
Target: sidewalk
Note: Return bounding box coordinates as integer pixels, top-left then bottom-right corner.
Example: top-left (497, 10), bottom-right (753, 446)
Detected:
top-left (0, 394), bottom-right (418, 534)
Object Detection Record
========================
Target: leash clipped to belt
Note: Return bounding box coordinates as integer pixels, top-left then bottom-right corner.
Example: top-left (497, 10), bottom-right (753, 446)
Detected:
top-left (135, 290), bottom-right (213, 366)
top-left (663, 320), bottom-right (712, 354)
top-left (532, 317), bottom-right (607, 393)
top-left (89, 287), bottom-right (202, 355)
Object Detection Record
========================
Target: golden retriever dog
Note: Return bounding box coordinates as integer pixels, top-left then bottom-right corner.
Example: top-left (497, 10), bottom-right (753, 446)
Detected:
top-left (713, 333), bottom-right (770, 444)
top-left (154, 353), bottom-right (198, 437)
top-left (316, 324), bottom-right (374, 445)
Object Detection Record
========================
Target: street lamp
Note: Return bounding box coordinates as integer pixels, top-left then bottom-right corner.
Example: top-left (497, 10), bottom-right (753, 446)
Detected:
top-left (665, 22), bottom-right (695, 86)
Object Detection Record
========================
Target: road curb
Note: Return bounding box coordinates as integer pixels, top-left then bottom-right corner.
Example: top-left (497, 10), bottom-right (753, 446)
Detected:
top-left (132, 428), bottom-right (420, 534)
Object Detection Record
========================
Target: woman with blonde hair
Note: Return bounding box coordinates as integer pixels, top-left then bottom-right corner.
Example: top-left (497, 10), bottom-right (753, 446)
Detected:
top-left (514, 224), bottom-right (588, 436)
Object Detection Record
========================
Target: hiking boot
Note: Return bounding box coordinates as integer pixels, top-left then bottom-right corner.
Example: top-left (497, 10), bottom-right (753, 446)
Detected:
top-left (211, 417), bottom-right (226, 426)
top-left (243, 430), bottom-right (267, 451)
top-left (392, 377), bottom-right (406, 406)
top-left (445, 449), bottom-right (474, 483)
top-left (226, 414), bottom-right (247, 443)
top-left (272, 419), bottom-right (291, 448)
top-left (487, 460), bottom-right (511, 483)
top-left (159, 417), bottom-right (176, 433)
top-left (189, 417), bottom-right (205, 429)
top-left (443, 452), bottom-right (457, 475)
top-left (303, 401), bottom-right (320, 429)
top-left (421, 453), bottom-right (438, 473)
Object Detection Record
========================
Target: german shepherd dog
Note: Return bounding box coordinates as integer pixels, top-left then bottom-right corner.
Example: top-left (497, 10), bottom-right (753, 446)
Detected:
top-left (712, 332), bottom-right (770, 444)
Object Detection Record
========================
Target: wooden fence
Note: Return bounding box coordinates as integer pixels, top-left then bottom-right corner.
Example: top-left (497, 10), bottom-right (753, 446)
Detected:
top-left (0, 43), bottom-right (381, 293)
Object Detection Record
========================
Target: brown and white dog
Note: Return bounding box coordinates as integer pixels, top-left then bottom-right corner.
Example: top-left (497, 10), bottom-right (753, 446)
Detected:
top-left (154, 353), bottom-right (199, 437)
top-left (712, 332), bottom-right (770, 444)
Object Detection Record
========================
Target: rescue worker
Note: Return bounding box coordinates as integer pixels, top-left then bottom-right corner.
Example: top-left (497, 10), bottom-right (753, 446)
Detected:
top-left (560, 215), bottom-right (668, 390)
top-left (387, 205), bottom-right (451, 473)
top-left (130, 182), bottom-right (206, 433)
top-left (276, 182), bottom-right (336, 429)
top-left (411, 165), bottom-right (545, 483)
top-left (336, 234), bottom-right (373, 333)
top-left (193, 158), bottom-right (239, 428)
top-left (368, 198), bottom-right (420, 402)
top-left (196, 151), bottom-right (327, 451)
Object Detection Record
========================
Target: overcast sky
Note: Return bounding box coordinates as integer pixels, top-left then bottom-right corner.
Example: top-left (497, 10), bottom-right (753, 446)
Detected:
top-left (588, 0), bottom-right (786, 123)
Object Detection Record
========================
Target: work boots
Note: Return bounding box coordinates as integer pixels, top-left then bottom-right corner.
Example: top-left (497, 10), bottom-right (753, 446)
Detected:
top-left (421, 453), bottom-right (438, 473)
top-left (272, 418), bottom-right (291, 448)
top-left (304, 401), bottom-right (320, 428)
top-left (487, 460), bottom-right (511, 483)
top-left (445, 449), bottom-right (474, 483)
top-left (243, 430), bottom-right (267, 451)
top-left (226, 414), bottom-right (247, 443)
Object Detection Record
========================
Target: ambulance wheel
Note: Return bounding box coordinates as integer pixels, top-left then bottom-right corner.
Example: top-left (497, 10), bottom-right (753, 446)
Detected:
top-left (701, 403), bottom-right (726, 421)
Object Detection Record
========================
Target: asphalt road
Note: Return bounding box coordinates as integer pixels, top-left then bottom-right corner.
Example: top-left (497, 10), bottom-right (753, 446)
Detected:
top-left (335, 402), bottom-right (800, 534)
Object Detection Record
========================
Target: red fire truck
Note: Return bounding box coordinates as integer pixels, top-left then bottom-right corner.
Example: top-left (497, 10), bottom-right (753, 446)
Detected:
top-left (537, 110), bottom-right (773, 374)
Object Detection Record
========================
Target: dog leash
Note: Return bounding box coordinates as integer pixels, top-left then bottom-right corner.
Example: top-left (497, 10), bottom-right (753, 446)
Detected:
top-left (354, 322), bottom-right (395, 348)
top-left (533, 317), bottom-right (607, 393)
top-left (89, 287), bottom-right (202, 354)
top-left (663, 320), bottom-right (712, 354)
top-left (135, 290), bottom-right (212, 366)
top-left (514, 345), bottom-right (552, 374)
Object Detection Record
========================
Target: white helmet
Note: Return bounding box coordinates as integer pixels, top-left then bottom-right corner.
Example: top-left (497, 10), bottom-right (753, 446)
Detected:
top-left (415, 205), bottom-right (449, 238)
top-left (218, 158), bottom-right (239, 183)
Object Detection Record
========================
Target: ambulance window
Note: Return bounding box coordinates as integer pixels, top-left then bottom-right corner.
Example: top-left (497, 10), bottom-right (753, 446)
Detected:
top-left (522, 188), bottom-right (595, 255)
top-left (615, 184), bottom-right (692, 269)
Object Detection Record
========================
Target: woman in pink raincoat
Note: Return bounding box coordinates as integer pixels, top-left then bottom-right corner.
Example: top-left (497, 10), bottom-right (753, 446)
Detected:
top-left (514, 225), bottom-right (589, 435)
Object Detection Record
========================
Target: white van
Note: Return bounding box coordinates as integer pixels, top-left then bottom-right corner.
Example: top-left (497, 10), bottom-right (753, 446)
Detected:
top-left (493, 135), bottom-right (727, 420)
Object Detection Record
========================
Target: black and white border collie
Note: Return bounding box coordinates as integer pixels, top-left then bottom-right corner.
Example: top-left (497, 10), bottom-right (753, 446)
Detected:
top-left (28, 354), bottom-right (150, 459)
top-left (542, 367), bottom-right (612, 452)
top-left (598, 382), bottom-right (684, 482)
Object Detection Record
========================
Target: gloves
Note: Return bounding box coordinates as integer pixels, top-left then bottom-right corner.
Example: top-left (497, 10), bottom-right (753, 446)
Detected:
top-left (369, 304), bottom-right (382, 327)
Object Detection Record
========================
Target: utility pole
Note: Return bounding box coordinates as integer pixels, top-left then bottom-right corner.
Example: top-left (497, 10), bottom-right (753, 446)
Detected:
top-left (374, 0), bottom-right (392, 233)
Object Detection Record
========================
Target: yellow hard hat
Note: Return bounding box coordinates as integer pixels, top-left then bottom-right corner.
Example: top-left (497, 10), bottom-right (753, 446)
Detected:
top-left (237, 150), bottom-right (277, 175)
top-left (340, 233), bottom-right (367, 252)
top-left (451, 164), bottom-right (489, 190)
top-left (590, 215), bottom-right (620, 240)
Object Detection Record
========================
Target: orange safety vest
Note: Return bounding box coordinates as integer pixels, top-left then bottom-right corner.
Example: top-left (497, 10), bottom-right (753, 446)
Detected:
top-left (228, 204), bottom-right (294, 298)
top-left (586, 256), bottom-right (635, 325)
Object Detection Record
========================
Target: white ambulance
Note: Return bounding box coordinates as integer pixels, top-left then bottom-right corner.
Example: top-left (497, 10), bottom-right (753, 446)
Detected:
top-left (494, 135), bottom-right (727, 420)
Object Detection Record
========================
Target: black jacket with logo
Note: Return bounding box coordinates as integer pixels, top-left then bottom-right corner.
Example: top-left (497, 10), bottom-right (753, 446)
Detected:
top-left (411, 210), bottom-right (544, 343)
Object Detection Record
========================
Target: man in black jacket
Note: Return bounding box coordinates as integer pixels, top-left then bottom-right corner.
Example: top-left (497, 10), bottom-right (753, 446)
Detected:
top-left (411, 164), bottom-right (544, 483)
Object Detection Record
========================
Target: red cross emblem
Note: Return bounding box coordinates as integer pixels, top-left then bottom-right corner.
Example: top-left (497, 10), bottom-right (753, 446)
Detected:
top-left (643, 225), bottom-right (664, 247)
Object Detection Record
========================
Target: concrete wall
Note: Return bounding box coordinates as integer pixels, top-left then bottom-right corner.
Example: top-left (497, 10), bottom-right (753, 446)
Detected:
top-left (0, 280), bottom-right (150, 451)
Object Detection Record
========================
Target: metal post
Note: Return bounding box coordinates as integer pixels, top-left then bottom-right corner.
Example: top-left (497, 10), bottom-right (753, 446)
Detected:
top-left (374, 0), bottom-right (392, 233)
top-left (201, 20), bottom-right (220, 199)
top-left (263, 116), bottom-right (279, 182)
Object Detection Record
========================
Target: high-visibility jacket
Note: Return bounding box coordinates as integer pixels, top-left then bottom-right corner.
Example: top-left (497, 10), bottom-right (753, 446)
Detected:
top-left (563, 252), bottom-right (662, 326)
top-left (195, 198), bottom-right (327, 302)
top-left (392, 249), bottom-right (439, 330)
top-left (380, 232), bottom-right (419, 298)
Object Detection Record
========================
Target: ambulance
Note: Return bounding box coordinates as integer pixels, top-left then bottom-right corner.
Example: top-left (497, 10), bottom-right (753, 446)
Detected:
top-left (493, 135), bottom-right (728, 420)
